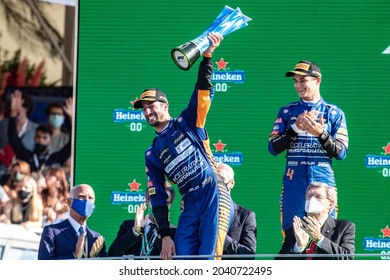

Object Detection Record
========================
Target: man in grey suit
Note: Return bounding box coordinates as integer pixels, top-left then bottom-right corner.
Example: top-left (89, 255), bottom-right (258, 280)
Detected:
top-left (217, 162), bottom-right (257, 259)
top-left (38, 184), bottom-right (107, 259)
top-left (275, 181), bottom-right (355, 260)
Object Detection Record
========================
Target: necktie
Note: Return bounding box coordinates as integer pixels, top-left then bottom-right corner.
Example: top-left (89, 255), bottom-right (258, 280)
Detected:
top-left (141, 223), bottom-right (158, 256)
top-left (79, 226), bottom-right (84, 236)
top-left (78, 226), bottom-right (88, 258)
top-left (306, 240), bottom-right (317, 260)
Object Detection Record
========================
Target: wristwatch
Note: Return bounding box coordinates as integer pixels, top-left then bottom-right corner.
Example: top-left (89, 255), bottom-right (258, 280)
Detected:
top-left (319, 131), bottom-right (329, 141)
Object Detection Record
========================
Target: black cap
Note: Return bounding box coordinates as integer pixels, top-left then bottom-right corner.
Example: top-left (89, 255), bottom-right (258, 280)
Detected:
top-left (133, 88), bottom-right (168, 109)
top-left (285, 60), bottom-right (322, 78)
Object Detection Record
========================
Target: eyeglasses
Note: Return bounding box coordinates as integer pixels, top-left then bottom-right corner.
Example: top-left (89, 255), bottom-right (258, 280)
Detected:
top-left (305, 193), bottom-right (328, 200)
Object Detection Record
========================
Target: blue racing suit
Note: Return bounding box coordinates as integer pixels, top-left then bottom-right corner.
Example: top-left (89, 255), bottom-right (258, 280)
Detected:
top-left (268, 98), bottom-right (348, 231)
top-left (145, 56), bottom-right (233, 259)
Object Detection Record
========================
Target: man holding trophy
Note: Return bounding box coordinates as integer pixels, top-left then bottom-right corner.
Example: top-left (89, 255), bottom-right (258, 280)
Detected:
top-left (133, 32), bottom-right (233, 260)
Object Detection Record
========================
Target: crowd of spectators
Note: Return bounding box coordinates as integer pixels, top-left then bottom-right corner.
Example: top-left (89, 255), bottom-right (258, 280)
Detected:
top-left (0, 89), bottom-right (72, 232)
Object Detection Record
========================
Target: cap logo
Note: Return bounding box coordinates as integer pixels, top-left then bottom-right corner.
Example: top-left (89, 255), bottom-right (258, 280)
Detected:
top-left (294, 63), bottom-right (310, 71)
top-left (140, 90), bottom-right (157, 99)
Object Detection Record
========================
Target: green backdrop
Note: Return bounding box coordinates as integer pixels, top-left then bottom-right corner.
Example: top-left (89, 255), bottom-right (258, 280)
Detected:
top-left (75, 0), bottom-right (390, 259)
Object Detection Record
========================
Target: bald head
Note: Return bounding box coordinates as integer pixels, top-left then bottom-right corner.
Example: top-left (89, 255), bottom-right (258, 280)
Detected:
top-left (70, 184), bottom-right (95, 203)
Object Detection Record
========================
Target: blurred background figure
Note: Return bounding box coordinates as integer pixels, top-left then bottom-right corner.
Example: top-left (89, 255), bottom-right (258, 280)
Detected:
top-left (0, 160), bottom-right (32, 223)
top-left (45, 101), bottom-right (70, 153)
top-left (0, 159), bottom-right (31, 201)
top-left (7, 91), bottom-right (72, 177)
top-left (41, 167), bottom-right (70, 225)
top-left (2, 90), bottom-right (38, 150)
top-left (2, 174), bottom-right (43, 231)
top-left (0, 183), bottom-right (10, 221)
top-left (0, 91), bottom-right (38, 178)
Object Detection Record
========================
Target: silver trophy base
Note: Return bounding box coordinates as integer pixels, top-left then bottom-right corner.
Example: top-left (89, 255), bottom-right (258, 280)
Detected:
top-left (171, 42), bottom-right (201, 71)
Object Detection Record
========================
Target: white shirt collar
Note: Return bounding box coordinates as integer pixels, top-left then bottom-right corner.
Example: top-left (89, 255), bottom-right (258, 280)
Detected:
top-left (68, 216), bottom-right (85, 234)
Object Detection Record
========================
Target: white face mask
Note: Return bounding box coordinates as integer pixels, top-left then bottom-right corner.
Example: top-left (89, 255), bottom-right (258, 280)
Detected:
top-left (305, 197), bottom-right (324, 214)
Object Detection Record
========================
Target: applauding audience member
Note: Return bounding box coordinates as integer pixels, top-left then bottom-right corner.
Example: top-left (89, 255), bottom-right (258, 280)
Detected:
top-left (275, 182), bottom-right (355, 260)
top-left (109, 184), bottom-right (176, 259)
top-left (38, 183), bottom-right (107, 259)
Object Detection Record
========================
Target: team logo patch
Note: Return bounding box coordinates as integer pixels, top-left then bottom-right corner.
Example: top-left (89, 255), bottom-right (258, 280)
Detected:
top-left (275, 118), bottom-right (282, 124)
top-left (148, 187), bottom-right (156, 195)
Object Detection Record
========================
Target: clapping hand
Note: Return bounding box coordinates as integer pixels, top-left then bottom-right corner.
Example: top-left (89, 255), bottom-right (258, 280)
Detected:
top-left (301, 216), bottom-right (322, 242)
top-left (89, 235), bottom-right (105, 258)
top-left (135, 203), bottom-right (147, 229)
top-left (74, 231), bottom-right (87, 259)
top-left (292, 216), bottom-right (310, 248)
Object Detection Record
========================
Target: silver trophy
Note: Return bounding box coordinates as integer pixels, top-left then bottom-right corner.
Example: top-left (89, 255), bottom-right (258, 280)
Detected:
top-left (171, 6), bottom-right (252, 71)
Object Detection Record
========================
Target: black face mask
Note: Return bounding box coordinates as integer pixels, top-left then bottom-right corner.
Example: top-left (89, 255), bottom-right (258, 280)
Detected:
top-left (18, 190), bottom-right (32, 201)
top-left (34, 143), bottom-right (48, 154)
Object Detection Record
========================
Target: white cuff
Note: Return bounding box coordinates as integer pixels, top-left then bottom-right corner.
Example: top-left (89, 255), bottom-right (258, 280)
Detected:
top-left (132, 227), bottom-right (141, 237)
top-left (316, 235), bottom-right (325, 248)
top-left (293, 242), bottom-right (305, 253)
top-left (291, 123), bottom-right (302, 134)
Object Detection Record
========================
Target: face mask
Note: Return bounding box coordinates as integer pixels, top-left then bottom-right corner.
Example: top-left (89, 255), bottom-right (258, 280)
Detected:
top-left (18, 190), bottom-right (32, 201)
top-left (49, 115), bottom-right (65, 128)
top-left (71, 198), bottom-right (95, 217)
top-left (12, 172), bottom-right (26, 182)
top-left (34, 143), bottom-right (48, 154)
top-left (305, 197), bottom-right (323, 214)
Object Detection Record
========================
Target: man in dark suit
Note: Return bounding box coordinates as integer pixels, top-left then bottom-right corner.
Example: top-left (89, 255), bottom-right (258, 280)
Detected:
top-left (275, 181), bottom-right (355, 260)
top-left (108, 183), bottom-right (176, 259)
top-left (217, 163), bottom-right (257, 259)
top-left (38, 184), bottom-right (107, 259)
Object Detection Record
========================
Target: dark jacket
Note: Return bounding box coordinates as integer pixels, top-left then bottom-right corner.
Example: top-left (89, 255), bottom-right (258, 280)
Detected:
top-left (275, 216), bottom-right (355, 260)
top-left (108, 219), bottom-right (176, 258)
top-left (223, 203), bottom-right (257, 259)
top-left (38, 219), bottom-right (107, 260)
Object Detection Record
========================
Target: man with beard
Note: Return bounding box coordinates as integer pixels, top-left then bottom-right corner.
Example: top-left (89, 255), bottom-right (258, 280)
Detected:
top-left (133, 32), bottom-right (233, 260)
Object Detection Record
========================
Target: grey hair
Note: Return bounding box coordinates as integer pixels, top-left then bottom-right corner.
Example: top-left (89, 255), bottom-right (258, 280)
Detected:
top-left (306, 181), bottom-right (338, 211)
top-left (216, 162), bottom-right (235, 180)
